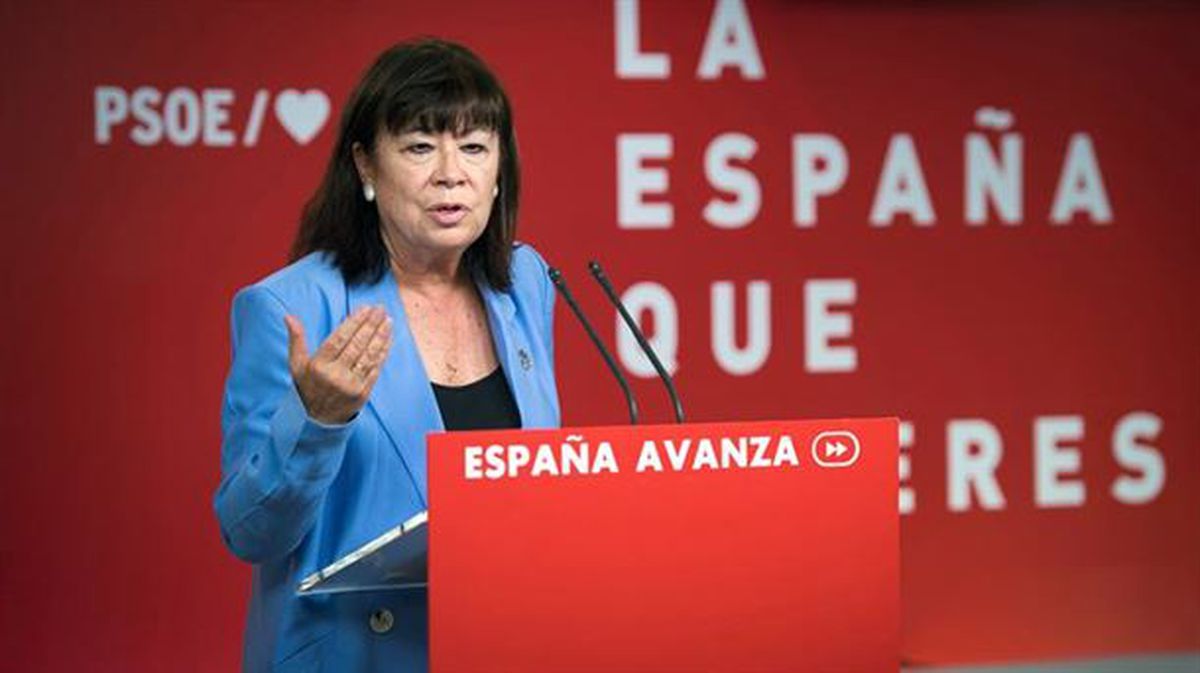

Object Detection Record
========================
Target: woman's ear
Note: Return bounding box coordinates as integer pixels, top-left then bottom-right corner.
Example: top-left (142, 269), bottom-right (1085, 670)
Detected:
top-left (351, 141), bottom-right (373, 185)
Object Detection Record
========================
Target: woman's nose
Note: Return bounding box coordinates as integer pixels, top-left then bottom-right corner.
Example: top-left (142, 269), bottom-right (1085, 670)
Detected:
top-left (432, 146), bottom-right (466, 186)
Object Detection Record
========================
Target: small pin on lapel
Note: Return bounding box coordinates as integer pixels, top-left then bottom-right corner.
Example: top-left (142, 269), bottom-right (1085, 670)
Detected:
top-left (518, 349), bottom-right (532, 371)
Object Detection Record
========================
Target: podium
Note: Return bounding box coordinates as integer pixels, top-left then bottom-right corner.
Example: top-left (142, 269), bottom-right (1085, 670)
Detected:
top-left (427, 417), bottom-right (899, 673)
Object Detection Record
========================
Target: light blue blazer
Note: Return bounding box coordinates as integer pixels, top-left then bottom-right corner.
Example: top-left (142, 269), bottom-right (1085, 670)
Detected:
top-left (215, 244), bottom-right (560, 673)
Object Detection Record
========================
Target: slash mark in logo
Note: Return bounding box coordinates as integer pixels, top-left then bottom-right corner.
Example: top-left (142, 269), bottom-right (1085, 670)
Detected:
top-left (811, 431), bottom-right (861, 468)
top-left (274, 89), bottom-right (330, 145)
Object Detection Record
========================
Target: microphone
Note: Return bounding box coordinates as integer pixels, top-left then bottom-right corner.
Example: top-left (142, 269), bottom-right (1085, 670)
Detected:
top-left (547, 266), bottom-right (640, 425)
top-left (587, 260), bottom-right (685, 424)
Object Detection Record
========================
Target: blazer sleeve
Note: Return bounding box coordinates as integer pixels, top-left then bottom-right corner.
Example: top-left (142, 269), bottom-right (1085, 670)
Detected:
top-left (213, 285), bottom-right (355, 564)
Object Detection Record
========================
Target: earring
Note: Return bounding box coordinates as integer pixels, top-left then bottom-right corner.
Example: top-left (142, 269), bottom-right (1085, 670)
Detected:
top-left (492, 185), bottom-right (499, 198)
top-left (363, 184), bottom-right (376, 202)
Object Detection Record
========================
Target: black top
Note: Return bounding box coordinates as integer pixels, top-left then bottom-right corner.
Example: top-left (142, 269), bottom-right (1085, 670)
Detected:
top-left (431, 366), bottom-right (522, 432)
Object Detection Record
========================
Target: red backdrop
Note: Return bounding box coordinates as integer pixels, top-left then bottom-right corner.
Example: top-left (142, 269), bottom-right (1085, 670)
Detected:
top-left (1, 1), bottom-right (1196, 670)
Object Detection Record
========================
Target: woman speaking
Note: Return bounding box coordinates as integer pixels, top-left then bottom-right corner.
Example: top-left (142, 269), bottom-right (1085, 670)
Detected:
top-left (214, 39), bottom-right (560, 672)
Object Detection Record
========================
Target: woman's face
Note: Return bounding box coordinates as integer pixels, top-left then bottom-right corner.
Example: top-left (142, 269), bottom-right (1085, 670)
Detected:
top-left (355, 127), bottom-right (500, 266)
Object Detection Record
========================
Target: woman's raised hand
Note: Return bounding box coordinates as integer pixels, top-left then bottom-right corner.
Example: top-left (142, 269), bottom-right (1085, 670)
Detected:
top-left (284, 306), bottom-right (394, 425)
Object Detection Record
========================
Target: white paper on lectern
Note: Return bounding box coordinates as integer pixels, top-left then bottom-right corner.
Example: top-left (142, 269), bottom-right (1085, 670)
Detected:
top-left (296, 510), bottom-right (428, 595)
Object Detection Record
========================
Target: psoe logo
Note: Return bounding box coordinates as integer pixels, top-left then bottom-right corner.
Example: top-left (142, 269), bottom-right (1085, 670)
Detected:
top-left (811, 431), bottom-right (860, 468)
top-left (94, 86), bottom-right (330, 147)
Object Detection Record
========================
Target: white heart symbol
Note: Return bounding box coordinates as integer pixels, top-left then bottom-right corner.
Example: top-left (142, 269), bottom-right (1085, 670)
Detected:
top-left (274, 89), bottom-right (330, 145)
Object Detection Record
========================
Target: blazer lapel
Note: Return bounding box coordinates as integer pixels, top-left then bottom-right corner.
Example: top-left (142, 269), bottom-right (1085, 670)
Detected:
top-left (477, 279), bottom-right (536, 429)
top-left (349, 273), bottom-right (441, 509)
top-left (347, 269), bottom-right (544, 509)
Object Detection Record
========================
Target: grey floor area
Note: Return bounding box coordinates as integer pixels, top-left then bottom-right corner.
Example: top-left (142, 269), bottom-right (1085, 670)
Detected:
top-left (904, 652), bottom-right (1199, 673)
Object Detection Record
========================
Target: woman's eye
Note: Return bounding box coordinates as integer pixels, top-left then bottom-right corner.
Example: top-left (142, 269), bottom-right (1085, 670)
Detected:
top-left (462, 144), bottom-right (487, 154)
top-left (404, 143), bottom-right (433, 154)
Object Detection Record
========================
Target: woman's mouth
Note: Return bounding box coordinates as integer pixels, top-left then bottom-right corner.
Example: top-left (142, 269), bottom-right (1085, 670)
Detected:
top-left (428, 203), bottom-right (469, 225)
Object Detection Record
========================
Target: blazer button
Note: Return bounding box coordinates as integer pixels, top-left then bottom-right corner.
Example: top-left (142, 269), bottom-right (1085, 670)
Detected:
top-left (368, 608), bottom-right (394, 635)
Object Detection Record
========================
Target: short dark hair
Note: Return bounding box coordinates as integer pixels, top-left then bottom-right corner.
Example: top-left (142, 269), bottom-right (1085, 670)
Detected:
top-left (291, 38), bottom-right (520, 290)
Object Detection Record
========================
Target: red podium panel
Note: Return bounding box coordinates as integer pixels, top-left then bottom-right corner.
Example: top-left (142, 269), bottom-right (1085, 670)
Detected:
top-left (428, 418), bottom-right (899, 673)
